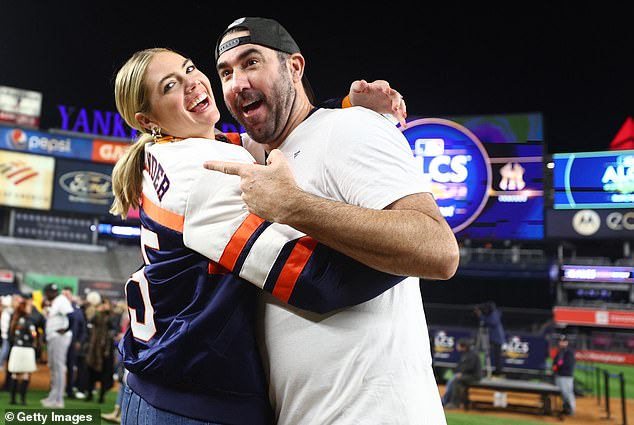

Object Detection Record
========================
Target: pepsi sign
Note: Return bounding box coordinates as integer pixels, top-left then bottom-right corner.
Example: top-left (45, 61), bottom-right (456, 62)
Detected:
top-left (401, 118), bottom-right (492, 233)
top-left (0, 126), bottom-right (93, 160)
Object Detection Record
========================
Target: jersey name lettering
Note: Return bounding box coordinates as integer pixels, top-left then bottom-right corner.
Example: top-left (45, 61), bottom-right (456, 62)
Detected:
top-left (146, 151), bottom-right (170, 200)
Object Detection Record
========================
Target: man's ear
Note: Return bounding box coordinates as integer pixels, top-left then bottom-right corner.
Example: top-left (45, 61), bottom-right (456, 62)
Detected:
top-left (135, 112), bottom-right (154, 131)
top-left (288, 53), bottom-right (305, 83)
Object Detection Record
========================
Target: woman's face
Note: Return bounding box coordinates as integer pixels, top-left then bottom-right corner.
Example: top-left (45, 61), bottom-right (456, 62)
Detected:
top-left (141, 51), bottom-right (220, 140)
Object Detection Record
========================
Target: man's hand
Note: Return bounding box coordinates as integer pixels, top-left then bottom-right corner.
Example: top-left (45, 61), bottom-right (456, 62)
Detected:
top-left (348, 79), bottom-right (407, 128)
top-left (204, 149), bottom-right (303, 223)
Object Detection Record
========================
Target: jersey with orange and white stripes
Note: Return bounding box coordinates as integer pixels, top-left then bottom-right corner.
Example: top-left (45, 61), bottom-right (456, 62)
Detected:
top-left (139, 136), bottom-right (403, 313)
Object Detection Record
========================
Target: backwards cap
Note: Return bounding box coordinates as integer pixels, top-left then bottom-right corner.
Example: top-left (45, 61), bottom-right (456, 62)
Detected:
top-left (215, 17), bottom-right (315, 103)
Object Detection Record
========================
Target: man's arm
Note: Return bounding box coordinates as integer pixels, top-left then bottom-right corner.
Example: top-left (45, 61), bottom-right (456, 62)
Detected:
top-left (205, 150), bottom-right (459, 279)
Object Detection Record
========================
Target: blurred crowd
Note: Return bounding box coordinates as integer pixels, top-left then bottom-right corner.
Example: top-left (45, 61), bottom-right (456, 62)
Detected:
top-left (0, 286), bottom-right (127, 419)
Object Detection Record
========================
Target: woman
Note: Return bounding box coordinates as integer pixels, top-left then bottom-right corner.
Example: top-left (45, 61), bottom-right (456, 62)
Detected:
top-left (84, 298), bottom-right (116, 404)
top-left (111, 47), bottom-right (407, 425)
top-left (7, 300), bottom-right (38, 405)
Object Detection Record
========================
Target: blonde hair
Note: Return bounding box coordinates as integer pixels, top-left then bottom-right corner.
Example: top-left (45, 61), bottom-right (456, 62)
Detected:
top-left (110, 48), bottom-right (173, 219)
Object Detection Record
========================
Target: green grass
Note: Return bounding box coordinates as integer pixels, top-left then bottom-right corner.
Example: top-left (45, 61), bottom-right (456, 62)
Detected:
top-left (445, 411), bottom-right (549, 425)
top-left (0, 388), bottom-right (118, 424)
top-left (574, 361), bottom-right (634, 399)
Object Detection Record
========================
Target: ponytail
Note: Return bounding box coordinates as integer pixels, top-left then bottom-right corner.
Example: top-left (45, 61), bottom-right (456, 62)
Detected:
top-left (110, 133), bottom-right (153, 219)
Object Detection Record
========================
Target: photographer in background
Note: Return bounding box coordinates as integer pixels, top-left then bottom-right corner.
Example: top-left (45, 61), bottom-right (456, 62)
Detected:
top-left (474, 301), bottom-right (506, 376)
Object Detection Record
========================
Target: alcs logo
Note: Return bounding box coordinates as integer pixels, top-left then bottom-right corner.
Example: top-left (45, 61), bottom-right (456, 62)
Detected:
top-left (433, 330), bottom-right (455, 353)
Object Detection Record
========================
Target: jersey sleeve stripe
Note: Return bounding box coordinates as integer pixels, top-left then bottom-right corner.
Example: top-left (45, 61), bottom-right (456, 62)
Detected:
top-left (225, 132), bottom-right (243, 146)
top-left (141, 194), bottom-right (185, 232)
top-left (207, 261), bottom-right (228, 275)
top-left (271, 236), bottom-right (318, 302)
top-left (218, 214), bottom-right (265, 271)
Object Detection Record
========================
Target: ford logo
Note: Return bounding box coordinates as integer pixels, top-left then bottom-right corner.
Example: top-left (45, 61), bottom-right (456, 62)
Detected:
top-left (59, 171), bottom-right (112, 198)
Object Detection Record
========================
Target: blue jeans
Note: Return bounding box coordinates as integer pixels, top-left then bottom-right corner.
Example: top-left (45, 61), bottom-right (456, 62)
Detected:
top-left (120, 384), bottom-right (223, 425)
top-left (442, 376), bottom-right (455, 405)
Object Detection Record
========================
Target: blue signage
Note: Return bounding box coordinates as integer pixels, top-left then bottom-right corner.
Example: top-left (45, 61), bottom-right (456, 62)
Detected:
top-left (401, 118), bottom-right (492, 233)
top-left (52, 158), bottom-right (114, 216)
top-left (501, 334), bottom-right (548, 371)
top-left (553, 150), bottom-right (634, 209)
top-left (429, 327), bottom-right (476, 366)
top-left (0, 126), bottom-right (94, 160)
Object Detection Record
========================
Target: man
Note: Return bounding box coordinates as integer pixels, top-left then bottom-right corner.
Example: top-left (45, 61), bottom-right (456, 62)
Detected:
top-left (552, 334), bottom-right (576, 415)
top-left (475, 301), bottom-right (506, 376)
top-left (209, 17), bottom-right (459, 424)
top-left (442, 338), bottom-right (482, 409)
top-left (62, 287), bottom-right (86, 399)
top-left (41, 283), bottom-right (73, 408)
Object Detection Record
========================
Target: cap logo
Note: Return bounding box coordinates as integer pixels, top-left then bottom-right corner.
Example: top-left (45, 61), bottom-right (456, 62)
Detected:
top-left (217, 35), bottom-right (252, 57)
top-left (227, 17), bottom-right (246, 29)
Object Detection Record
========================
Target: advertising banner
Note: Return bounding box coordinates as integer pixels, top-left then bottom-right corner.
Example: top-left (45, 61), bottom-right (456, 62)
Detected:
top-left (24, 273), bottom-right (79, 294)
top-left (400, 118), bottom-right (544, 240)
top-left (553, 150), bottom-right (634, 210)
top-left (0, 149), bottom-right (54, 210)
top-left (52, 158), bottom-right (114, 215)
top-left (0, 126), bottom-right (93, 160)
top-left (92, 139), bottom-right (131, 164)
top-left (554, 306), bottom-right (634, 329)
top-left (0, 270), bottom-right (15, 283)
top-left (0, 86), bottom-right (42, 128)
top-left (501, 333), bottom-right (549, 371)
top-left (429, 327), bottom-right (475, 366)
top-left (546, 208), bottom-right (634, 239)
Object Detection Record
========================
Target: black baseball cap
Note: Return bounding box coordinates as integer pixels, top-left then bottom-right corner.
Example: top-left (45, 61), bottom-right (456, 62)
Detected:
top-left (215, 17), bottom-right (316, 103)
top-left (43, 283), bottom-right (58, 293)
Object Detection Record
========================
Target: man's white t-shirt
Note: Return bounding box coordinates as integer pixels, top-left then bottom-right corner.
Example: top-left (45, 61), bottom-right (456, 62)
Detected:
top-left (251, 107), bottom-right (447, 425)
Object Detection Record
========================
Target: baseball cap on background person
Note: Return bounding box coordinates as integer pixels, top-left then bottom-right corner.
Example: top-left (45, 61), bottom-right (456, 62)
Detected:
top-left (43, 283), bottom-right (59, 294)
top-left (214, 16), bottom-right (317, 104)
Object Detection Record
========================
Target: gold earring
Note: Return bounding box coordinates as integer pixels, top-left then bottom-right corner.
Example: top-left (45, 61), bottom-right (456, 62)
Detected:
top-left (151, 126), bottom-right (162, 142)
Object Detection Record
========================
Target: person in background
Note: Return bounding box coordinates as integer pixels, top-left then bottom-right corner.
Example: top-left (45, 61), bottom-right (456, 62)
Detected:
top-left (0, 295), bottom-right (17, 390)
top-left (74, 291), bottom-right (102, 400)
top-left (63, 287), bottom-right (87, 399)
top-left (552, 334), bottom-right (576, 416)
top-left (84, 297), bottom-right (116, 403)
top-left (102, 301), bottom-right (130, 423)
top-left (475, 301), bottom-right (506, 375)
top-left (7, 299), bottom-right (38, 405)
top-left (442, 338), bottom-right (481, 409)
top-left (24, 293), bottom-right (46, 364)
top-left (40, 283), bottom-right (73, 409)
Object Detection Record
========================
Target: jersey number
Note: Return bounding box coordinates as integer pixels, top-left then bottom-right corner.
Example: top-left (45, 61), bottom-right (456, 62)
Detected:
top-left (126, 226), bottom-right (159, 341)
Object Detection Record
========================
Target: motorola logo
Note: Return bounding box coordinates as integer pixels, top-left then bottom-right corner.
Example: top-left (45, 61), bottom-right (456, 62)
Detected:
top-left (572, 209), bottom-right (601, 236)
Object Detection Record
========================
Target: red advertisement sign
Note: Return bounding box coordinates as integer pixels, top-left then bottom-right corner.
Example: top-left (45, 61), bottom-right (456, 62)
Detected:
top-left (548, 347), bottom-right (634, 365)
top-left (0, 270), bottom-right (14, 283)
top-left (92, 139), bottom-right (131, 164)
top-left (554, 306), bottom-right (634, 329)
